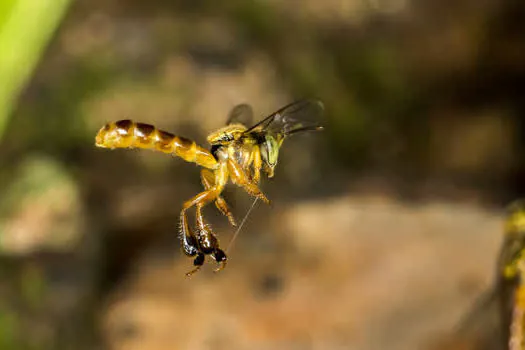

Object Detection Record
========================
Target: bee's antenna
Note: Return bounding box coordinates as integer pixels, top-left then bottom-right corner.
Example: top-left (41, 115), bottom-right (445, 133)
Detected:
top-left (226, 197), bottom-right (259, 254)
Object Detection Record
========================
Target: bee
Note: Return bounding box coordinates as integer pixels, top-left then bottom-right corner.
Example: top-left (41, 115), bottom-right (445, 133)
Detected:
top-left (498, 200), bottom-right (525, 350)
top-left (438, 200), bottom-right (525, 350)
top-left (95, 99), bottom-right (324, 276)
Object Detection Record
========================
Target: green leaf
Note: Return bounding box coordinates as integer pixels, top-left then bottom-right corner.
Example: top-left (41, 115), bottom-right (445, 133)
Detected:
top-left (0, 0), bottom-right (72, 140)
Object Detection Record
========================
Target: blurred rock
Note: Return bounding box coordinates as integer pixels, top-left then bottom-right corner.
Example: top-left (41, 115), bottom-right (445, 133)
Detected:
top-left (0, 155), bottom-right (84, 255)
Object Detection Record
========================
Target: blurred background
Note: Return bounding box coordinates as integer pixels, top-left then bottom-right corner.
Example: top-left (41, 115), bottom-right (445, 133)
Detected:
top-left (0, 0), bottom-right (524, 349)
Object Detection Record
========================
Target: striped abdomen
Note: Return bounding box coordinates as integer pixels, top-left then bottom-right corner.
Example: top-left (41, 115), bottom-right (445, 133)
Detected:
top-left (95, 120), bottom-right (218, 169)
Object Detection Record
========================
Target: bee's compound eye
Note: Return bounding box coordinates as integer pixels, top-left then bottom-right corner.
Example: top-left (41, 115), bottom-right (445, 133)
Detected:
top-left (262, 136), bottom-right (279, 167)
top-left (265, 144), bottom-right (272, 163)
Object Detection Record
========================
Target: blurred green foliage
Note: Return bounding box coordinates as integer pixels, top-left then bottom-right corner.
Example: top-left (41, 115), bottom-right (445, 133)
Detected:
top-left (0, 2), bottom-right (73, 348)
top-left (0, 310), bottom-right (18, 350)
top-left (0, 0), bottom-right (72, 141)
top-left (20, 264), bottom-right (46, 310)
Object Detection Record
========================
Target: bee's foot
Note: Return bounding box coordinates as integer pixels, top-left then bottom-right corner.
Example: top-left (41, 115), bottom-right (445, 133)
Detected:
top-left (259, 194), bottom-right (270, 204)
top-left (212, 249), bottom-right (227, 273)
top-left (185, 267), bottom-right (201, 277)
top-left (185, 253), bottom-right (205, 277)
top-left (213, 261), bottom-right (227, 273)
top-left (227, 214), bottom-right (237, 227)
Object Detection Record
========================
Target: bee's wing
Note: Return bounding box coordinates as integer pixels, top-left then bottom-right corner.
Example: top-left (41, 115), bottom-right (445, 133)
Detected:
top-left (244, 99), bottom-right (325, 137)
top-left (494, 236), bottom-right (525, 349)
top-left (226, 103), bottom-right (254, 127)
top-left (446, 201), bottom-right (525, 350)
top-left (437, 286), bottom-right (504, 350)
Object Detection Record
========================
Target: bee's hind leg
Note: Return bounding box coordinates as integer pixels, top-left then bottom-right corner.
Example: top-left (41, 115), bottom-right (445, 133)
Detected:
top-left (185, 252), bottom-right (205, 277)
top-left (179, 209), bottom-right (205, 276)
top-left (180, 167), bottom-right (227, 274)
top-left (212, 249), bottom-right (227, 273)
top-left (195, 205), bottom-right (227, 273)
top-left (201, 169), bottom-right (236, 226)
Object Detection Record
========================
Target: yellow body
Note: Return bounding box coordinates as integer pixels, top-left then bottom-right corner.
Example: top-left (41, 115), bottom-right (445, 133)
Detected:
top-left (95, 99), bottom-right (324, 275)
top-left (95, 119), bottom-right (218, 169)
top-left (499, 201), bottom-right (525, 350)
top-left (95, 120), bottom-right (271, 275)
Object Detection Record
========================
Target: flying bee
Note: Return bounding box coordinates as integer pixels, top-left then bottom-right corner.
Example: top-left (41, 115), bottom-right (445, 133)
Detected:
top-left (498, 200), bottom-right (525, 350)
top-left (95, 99), bottom-right (324, 276)
top-left (434, 200), bottom-right (525, 350)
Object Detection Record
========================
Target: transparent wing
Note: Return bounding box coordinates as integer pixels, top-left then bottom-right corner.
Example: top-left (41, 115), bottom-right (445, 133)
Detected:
top-left (226, 103), bottom-right (254, 127)
top-left (498, 237), bottom-right (524, 277)
top-left (443, 286), bottom-right (503, 350)
top-left (245, 99), bottom-right (325, 137)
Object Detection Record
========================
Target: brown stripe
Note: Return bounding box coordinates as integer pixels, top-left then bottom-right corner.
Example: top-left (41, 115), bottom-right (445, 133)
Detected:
top-left (155, 130), bottom-right (175, 152)
top-left (135, 123), bottom-right (155, 137)
top-left (115, 119), bottom-right (133, 136)
top-left (174, 135), bottom-right (193, 149)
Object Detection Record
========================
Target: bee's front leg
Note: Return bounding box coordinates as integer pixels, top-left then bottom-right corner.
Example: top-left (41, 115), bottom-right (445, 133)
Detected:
top-left (251, 145), bottom-right (262, 184)
top-left (227, 159), bottom-right (269, 204)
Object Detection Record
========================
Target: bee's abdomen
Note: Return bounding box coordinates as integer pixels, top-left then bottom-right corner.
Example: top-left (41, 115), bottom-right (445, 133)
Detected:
top-left (95, 120), bottom-right (218, 169)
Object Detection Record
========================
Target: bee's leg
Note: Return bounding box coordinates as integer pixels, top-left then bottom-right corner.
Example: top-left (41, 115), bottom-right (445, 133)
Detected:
top-left (179, 164), bottom-right (227, 274)
top-left (179, 208), bottom-right (205, 277)
top-left (227, 159), bottom-right (270, 204)
top-left (251, 145), bottom-right (262, 184)
top-left (179, 208), bottom-right (199, 258)
top-left (180, 184), bottom-right (225, 245)
top-left (181, 184), bottom-right (224, 213)
top-left (195, 205), bottom-right (227, 273)
top-left (201, 169), bottom-right (236, 226)
top-left (212, 249), bottom-right (227, 273)
top-left (180, 164), bottom-right (227, 221)
top-left (179, 189), bottom-right (220, 276)
top-left (185, 252), bottom-right (205, 277)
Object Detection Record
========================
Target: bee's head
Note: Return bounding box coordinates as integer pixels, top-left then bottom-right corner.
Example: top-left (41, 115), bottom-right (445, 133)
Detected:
top-left (260, 135), bottom-right (284, 178)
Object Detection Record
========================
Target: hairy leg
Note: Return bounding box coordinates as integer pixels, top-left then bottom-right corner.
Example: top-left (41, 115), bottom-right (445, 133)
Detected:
top-left (227, 159), bottom-right (269, 204)
top-left (195, 205), bottom-right (227, 272)
top-left (179, 164), bottom-right (228, 275)
top-left (201, 169), bottom-right (236, 226)
top-left (179, 209), bottom-right (205, 277)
